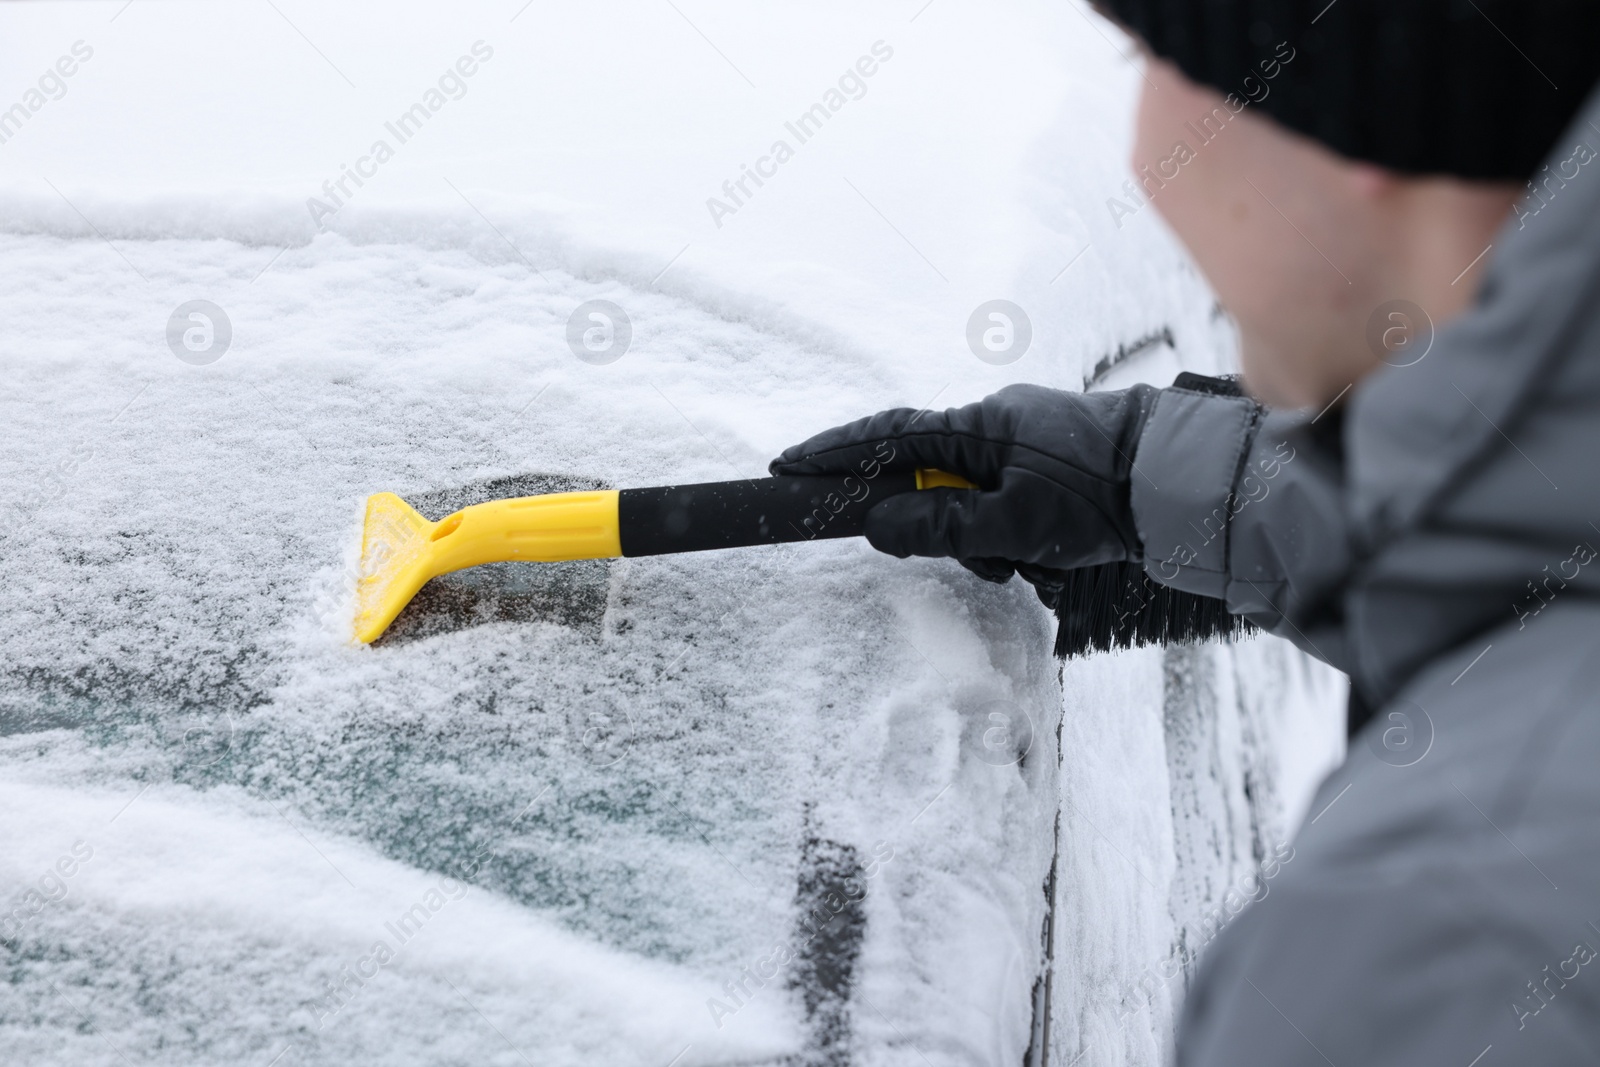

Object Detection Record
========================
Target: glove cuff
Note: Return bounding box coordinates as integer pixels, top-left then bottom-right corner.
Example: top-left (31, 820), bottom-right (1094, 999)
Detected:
top-left (1129, 385), bottom-right (1262, 598)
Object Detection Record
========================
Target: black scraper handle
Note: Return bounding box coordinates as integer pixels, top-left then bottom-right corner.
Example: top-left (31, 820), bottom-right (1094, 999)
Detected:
top-left (617, 469), bottom-right (971, 557)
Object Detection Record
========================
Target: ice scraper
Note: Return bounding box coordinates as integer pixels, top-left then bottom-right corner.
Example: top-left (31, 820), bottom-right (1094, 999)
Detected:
top-left (353, 470), bottom-right (1249, 654)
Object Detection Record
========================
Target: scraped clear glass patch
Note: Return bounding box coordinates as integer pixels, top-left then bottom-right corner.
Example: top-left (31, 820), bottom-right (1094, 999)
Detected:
top-left (378, 473), bottom-right (614, 644)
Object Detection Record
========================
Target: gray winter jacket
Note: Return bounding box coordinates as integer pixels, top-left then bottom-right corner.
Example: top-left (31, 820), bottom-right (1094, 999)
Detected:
top-left (1135, 86), bottom-right (1600, 1064)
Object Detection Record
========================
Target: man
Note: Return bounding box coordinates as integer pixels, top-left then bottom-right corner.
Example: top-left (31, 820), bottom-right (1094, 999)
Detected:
top-left (772, 2), bottom-right (1600, 1062)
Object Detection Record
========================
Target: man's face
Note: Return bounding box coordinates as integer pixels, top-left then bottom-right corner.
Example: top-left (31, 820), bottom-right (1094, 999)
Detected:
top-left (1131, 56), bottom-right (1516, 408)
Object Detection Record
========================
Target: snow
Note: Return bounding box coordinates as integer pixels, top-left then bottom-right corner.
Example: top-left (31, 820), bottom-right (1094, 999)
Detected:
top-left (0, 778), bottom-right (799, 1066)
top-left (0, 2), bottom-right (1345, 1064)
top-left (1050, 641), bottom-right (1344, 1066)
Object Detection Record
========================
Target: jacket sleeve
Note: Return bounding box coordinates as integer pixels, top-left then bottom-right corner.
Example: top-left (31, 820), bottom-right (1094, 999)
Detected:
top-left (1128, 385), bottom-right (1354, 671)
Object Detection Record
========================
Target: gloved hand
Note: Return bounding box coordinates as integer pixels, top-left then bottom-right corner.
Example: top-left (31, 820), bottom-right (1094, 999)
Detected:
top-left (770, 383), bottom-right (1161, 600)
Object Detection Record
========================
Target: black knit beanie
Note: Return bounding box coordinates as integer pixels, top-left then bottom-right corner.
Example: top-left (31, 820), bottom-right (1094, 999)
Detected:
top-left (1096, 0), bottom-right (1600, 180)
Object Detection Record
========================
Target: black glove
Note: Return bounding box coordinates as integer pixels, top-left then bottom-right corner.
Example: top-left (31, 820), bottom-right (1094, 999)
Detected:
top-left (770, 384), bottom-right (1160, 598)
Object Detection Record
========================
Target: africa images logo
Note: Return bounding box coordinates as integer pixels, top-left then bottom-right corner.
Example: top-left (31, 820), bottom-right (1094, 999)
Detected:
top-left (167, 300), bottom-right (232, 365)
top-left (704, 41), bottom-right (894, 229)
top-left (306, 42), bottom-right (495, 227)
top-left (966, 300), bottom-right (1032, 365)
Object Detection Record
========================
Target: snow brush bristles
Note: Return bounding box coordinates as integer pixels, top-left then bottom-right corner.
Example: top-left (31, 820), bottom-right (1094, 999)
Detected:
top-left (355, 470), bottom-right (1252, 654)
top-left (1051, 561), bottom-right (1253, 659)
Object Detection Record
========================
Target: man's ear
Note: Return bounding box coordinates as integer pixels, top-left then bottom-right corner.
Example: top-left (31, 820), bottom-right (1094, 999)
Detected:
top-left (1348, 161), bottom-right (1398, 200)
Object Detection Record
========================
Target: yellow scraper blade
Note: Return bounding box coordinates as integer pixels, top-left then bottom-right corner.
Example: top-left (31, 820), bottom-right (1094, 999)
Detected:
top-left (353, 489), bottom-right (622, 644)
